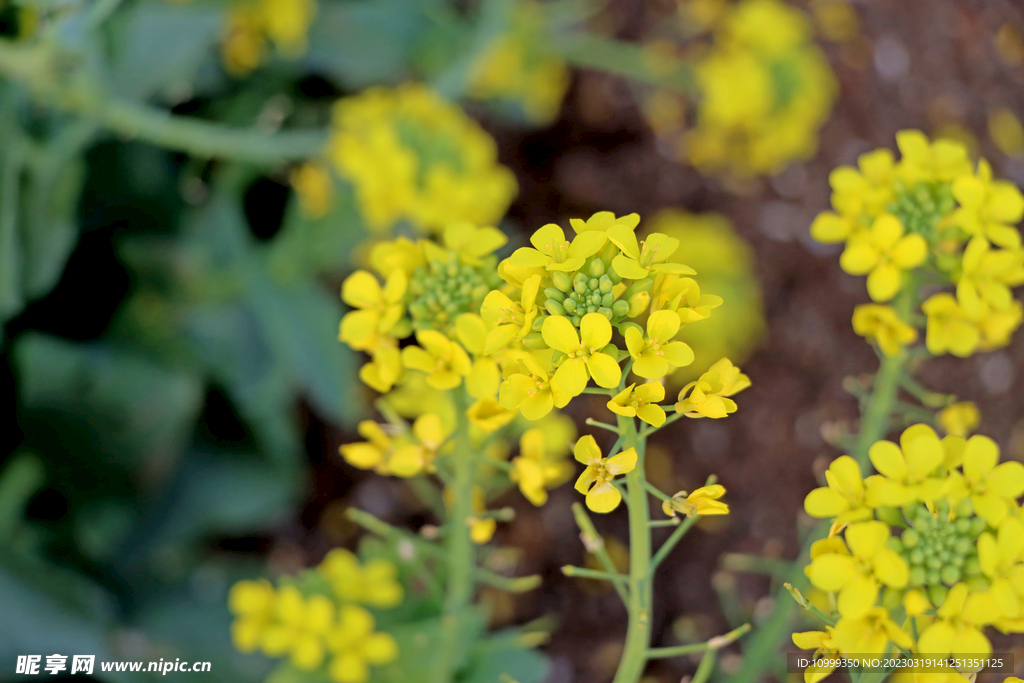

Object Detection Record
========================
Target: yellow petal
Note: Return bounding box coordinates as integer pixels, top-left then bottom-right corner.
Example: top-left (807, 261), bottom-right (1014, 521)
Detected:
top-left (580, 312), bottom-right (613, 348)
top-left (586, 481), bottom-right (623, 513)
top-left (606, 447), bottom-right (638, 475)
top-left (574, 435), bottom-right (602, 465)
top-left (586, 352), bottom-right (623, 388)
top-left (542, 316), bottom-right (580, 354)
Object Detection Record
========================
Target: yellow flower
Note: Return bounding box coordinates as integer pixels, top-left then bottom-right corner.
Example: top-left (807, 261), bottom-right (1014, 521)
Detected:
top-left (977, 516), bottom-right (1024, 621)
top-left (339, 421), bottom-right (395, 472)
top-left (569, 211), bottom-right (641, 235)
top-left (221, 4), bottom-right (266, 75)
top-left (339, 270), bottom-right (407, 351)
top-left (950, 158), bottom-right (1024, 248)
top-left (947, 435), bottom-right (1024, 526)
top-left (956, 236), bottom-right (1024, 317)
top-left (318, 549), bottom-right (404, 608)
top-left (625, 310), bottom-right (695, 379)
top-left (326, 605), bottom-right (398, 683)
top-left (839, 214), bottom-right (927, 302)
top-left (851, 304), bottom-right (918, 357)
top-left (922, 293), bottom-right (980, 357)
top-left (607, 382), bottom-right (667, 427)
top-left (466, 397), bottom-right (517, 434)
top-left (388, 413), bottom-right (449, 477)
top-left (229, 579), bottom-right (275, 652)
top-left (259, 0), bottom-right (316, 56)
top-left (792, 628), bottom-right (839, 683)
top-left (291, 161), bottom-right (334, 219)
top-left (606, 227), bottom-right (696, 280)
top-left (895, 129), bottom-right (973, 185)
top-left (655, 276), bottom-right (724, 325)
top-left (831, 607), bottom-right (914, 656)
top-left (401, 330), bottom-right (472, 390)
top-left (481, 274), bottom-right (541, 354)
top-left (865, 425), bottom-right (947, 507)
top-left (510, 427), bottom-right (574, 506)
top-left (938, 402), bottom-right (980, 438)
top-left (433, 222), bottom-right (508, 267)
top-left (453, 313), bottom-right (501, 400)
top-left (803, 455), bottom-right (875, 523)
top-left (661, 485), bottom-right (729, 517)
top-left (508, 223), bottom-right (608, 272)
top-left (673, 357), bottom-right (750, 418)
top-left (917, 583), bottom-right (996, 660)
top-left (806, 520), bottom-right (909, 618)
top-left (543, 313), bottom-right (622, 396)
top-left (468, 486), bottom-right (498, 544)
top-left (828, 148), bottom-right (896, 218)
top-left (498, 354), bottom-right (570, 420)
top-left (260, 587), bottom-right (335, 669)
top-left (573, 435), bottom-right (637, 513)
top-left (358, 344), bottom-right (402, 394)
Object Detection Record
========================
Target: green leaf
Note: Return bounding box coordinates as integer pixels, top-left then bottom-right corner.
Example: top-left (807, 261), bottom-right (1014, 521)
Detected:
top-left (461, 631), bottom-right (549, 683)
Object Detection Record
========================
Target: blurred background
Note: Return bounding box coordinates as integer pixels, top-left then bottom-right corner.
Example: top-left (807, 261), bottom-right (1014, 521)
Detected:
top-left (2, 0), bottom-right (1024, 681)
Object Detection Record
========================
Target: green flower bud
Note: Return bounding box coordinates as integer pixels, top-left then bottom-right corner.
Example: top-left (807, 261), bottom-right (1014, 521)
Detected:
top-left (940, 565), bottom-right (960, 585)
top-left (627, 292), bottom-right (650, 318)
top-left (611, 300), bottom-right (630, 318)
top-left (909, 549), bottom-right (924, 565)
top-left (963, 557), bottom-right (982, 576)
top-left (876, 507), bottom-right (903, 527)
top-left (563, 298), bottom-right (578, 314)
top-left (552, 271), bottom-right (573, 292)
top-left (545, 287), bottom-right (565, 302)
top-left (902, 529), bottom-right (920, 548)
top-left (588, 259), bottom-right (605, 278)
top-left (546, 299), bottom-right (566, 316)
top-left (599, 275), bottom-right (613, 294)
top-left (908, 566), bottom-right (926, 587)
top-left (970, 517), bottom-right (988, 536)
top-left (598, 307), bottom-right (613, 320)
top-left (928, 583), bottom-right (948, 607)
top-left (601, 293), bottom-right (614, 308)
top-left (532, 316), bottom-right (545, 331)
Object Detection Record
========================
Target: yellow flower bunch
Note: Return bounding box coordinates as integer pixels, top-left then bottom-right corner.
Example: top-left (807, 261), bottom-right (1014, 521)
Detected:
top-left (798, 423), bottom-right (1024, 675)
top-left (326, 84), bottom-right (518, 234)
top-left (221, 0), bottom-right (317, 75)
top-left (228, 549), bottom-right (401, 683)
top-left (468, 1), bottom-right (570, 124)
top-left (645, 0), bottom-right (838, 177)
top-left (812, 130), bottom-right (1024, 358)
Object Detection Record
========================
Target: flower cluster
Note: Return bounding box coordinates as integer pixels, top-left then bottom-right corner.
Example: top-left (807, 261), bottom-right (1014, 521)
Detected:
top-left (797, 423), bottom-right (1024, 678)
top-left (326, 84), bottom-right (518, 234)
top-left (811, 130), bottom-right (1024, 358)
top-left (228, 549), bottom-right (402, 683)
top-left (468, 1), bottom-right (570, 124)
top-left (220, 0), bottom-right (317, 74)
top-left (645, 0), bottom-right (837, 177)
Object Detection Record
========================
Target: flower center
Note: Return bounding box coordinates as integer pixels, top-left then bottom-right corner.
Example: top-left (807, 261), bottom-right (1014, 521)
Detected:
top-left (888, 180), bottom-right (955, 242)
top-left (408, 251), bottom-right (501, 336)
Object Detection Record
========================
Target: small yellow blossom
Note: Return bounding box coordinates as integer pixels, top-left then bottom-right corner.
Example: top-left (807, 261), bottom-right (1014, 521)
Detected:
top-left (625, 310), bottom-right (695, 379)
top-left (509, 223), bottom-right (607, 272)
top-left (260, 587), bottom-right (334, 669)
top-left (674, 358), bottom-right (750, 418)
top-left (401, 330), bottom-right (472, 390)
top-left (803, 455), bottom-right (875, 523)
top-left (291, 161), bottom-right (334, 219)
top-left (606, 228), bottom-right (695, 280)
top-left (326, 605), bottom-right (398, 683)
top-left (839, 214), bottom-right (927, 302)
top-left (922, 293), bottom-right (980, 357)
top-left (792, 628), bottom-right (839, 683)
top-left (851, 304), bottom-right (917, 357)
top-left (662, 485), bottom-right (729, 517)
top-left (865, 425), bottom-right (946, 507)
top-left (318, 549), bottom-right (403, 608)
top-left (358, 344), bottom-right (402, 394)
top-left (607, 382), bottom-right (666, 427)
top-left (573, 435), bottom-right (637, 513)
top-left (956, 236), bottom-right (1024, 317)
top-left (947, 435), bottom-right (1024, 526)
top-left (950, 159), bottom-right (1024, 248)
top-left (499, 354), bottom-right (569, 420)
top-left (466, 397), bottom-right (517, 434)
top-left (937, 402), bottom-right (980, 438)
top-left (339, 270), bottom-right (407, 351)
top-left (510, 427), bottom-right (574, 506)
top-left (543, 313), bottom-right (622, 395)
top-left (481, 275), bottom-right (541, 354)
top-left (229, 579), bottom-right (275, 652)
top-left (917, 583), bottom-right (996, 660)
top-left (831, 607), bottom-right (914, 655)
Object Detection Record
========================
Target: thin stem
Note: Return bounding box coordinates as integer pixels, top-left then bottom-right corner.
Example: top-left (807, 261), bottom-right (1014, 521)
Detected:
top-left (647, 623), bottom-right (752, 659)
top-left (610, 414), bottom-right (651, 683)
top-left (643, 481), bottom-right (670, 501)
top-left (346, 508), bottom-right (444, 560)
top-left (583, 387), bottom-right (615, 395)
top-left (561, 565), bottom-right (631, 584)
top-left (586, 418), bottom-right (621, 434)
top-left (649, 519), bottom-right (681, 528)
top-left (475, 568), bottom-right (541, 593)
top-left (571, 503), bottom-right (629, 605)
top-left (691, 649), bottom-right (718, 683)
top-left (649, 515), bottom-right (698, 573)
top-left (554, 32), bottom-right (695, 92)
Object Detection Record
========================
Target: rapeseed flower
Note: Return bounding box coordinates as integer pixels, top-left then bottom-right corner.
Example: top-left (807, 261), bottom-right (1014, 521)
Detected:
top-left (662, 485), bottom-right (729, 518)
top-left (792, 628), bottom-right (839, 683)
top-left (543, 314), bottom-right (622, 395)
top-left (318, 549), bottom-right (403, 608)
top-left (803, 455), bottom-right (874, 523)
top-left (326, 606), bottom-right (398, 683)
top-left (851, 304), bottom-right (918, 357)
top-left (220, 0), bottom-right (316, 74)
top-left (510, 427), bottom-right (574, 505)
top-left (607, 382), bottom-right (666, 427)
top-left (839, 214), bottom-right (927, 302)
top-left (674, 358), bottom-right (750, 418)
top-left (625, 310), bottom-right (695, 379)
top-left (937, 402), bottom-right (980, 438)
top-left (573, 435), bottom-right (637, 513)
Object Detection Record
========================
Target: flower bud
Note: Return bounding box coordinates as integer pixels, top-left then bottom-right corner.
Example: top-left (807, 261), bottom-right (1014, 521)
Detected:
top-left (552, 271), bottom-right (573, 292)
top-left (522, 332), bottom-right (546, 349)
top-left (563, 298), bottom-right (578, 314)
top-left (588, 259), bottom-right (605, 278)
top-left (628, 292), bottom-right (650, 318)
top-left (544, 287), bottom-right (565, 302)
top-left (611, 300), bottom-right (630, 318)
top-left (546, 299), bottom-right (566, 316)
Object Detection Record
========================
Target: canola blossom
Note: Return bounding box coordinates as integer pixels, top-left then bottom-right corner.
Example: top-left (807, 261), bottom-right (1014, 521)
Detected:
top-left (228, 551), bottom-right (402, 683)
top-left (810, 130), bottom-right (1024, 358)
top-left (326, 84), bottom-right (518, 234)
top-left (645, 0), bottom-right (838, 177)
top-left (220, 0), bottom-right (317, 74)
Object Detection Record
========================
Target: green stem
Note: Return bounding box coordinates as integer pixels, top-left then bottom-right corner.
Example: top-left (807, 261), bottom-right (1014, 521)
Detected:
top-left (0, 40), bottom-right (326, 165)
top-left (571, 503), bottom-right (629, 604)
top-left (554, 33), bottom-right (695, 93)
top-left (430, 389), bottom-right (479, 683)
top-left (611, 413), bottom-right (651, 683)
top-left (852, 351), bottom-right (904, 471)
top-left (585, 418), bottom-right (621, 434)
top-left (640, 410), bottom-right (685, 437)
top-left (561, 565), bottom-right (630, 584)
top-left (649, 515), bottom-right (698, 572)
top-left (647, 623), bottom-right (752, 659)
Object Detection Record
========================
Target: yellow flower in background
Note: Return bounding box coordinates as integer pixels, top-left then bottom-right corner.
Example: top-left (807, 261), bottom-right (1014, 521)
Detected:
top-left (662, 485), bottom-right (729, 517)
top-left (806, 520), bottom-right (908, 618)
top-left (839, 214), bottom-right (927, 302)
top-left (989, 108), bottom-right (1024, 157)
top-left (318, 549), bottom-right (403, 608)
top-left (948, 435), bottom-right (1024, 526)
top-left (401, 330), bottom-right (472, 390)
top-left (625, 310), bottom-right (694, 379)
top-left (851, 304), bottom-right (917, 357)
top-left (792, 628), bottom-right (839, 683)
top-left (865, 426), bottom-right (946, 507)
top-left (220, 0), bottom-right (316, 74)
top-left (466, 397), bottom-right (516, 434)
top-left (358, 344), bottom-right (402, 394)
top-left (339, 421), bottom-right (396, 472)
top-left (934, 402), bottom-right (978, 440)
top-left (803, 455), bottom-right (874, 523)
top-left (291, 161), bottom-right (334, 219)
top-left (260, 587), bottom-right (335, 669)
top-left (499, 353), bottom-right (569, 420)
top-left (468, 0), bottom-right (570, 124)
top-left (326, 605), bottom-right (398, 683)
top-left (339, 270), bottom-right (407, 351)
top-left (955, 236), bottom-right (1024, 317)
top-left (922, 293), bottom-right (980, 357)
top-left (468, 486), bottom-right (497, 544)
top-left (673, 357), bottom-right (749, 418)
top-left (510, 427), bottom-right (574, 505)
top-left (509, 223), bottom-right (607, 273)
top-left (895, 129), bottom-right (973, 185)
top-left (388, 413), bottom-right (450, 476)
top-left (327, 84), bottom-right (517, 234)
top-left (229, 579), bottom-right (276, 652)
top-left (950, 159), bottom-right (1024, 248)
top-left (543, 313), bottom-right (622, 395)
top-left (573, 435), bottom-right (637, 513)
top-left (607, 382), bottom-right (666, 427)
top-left (827, 148), bottom-right (897, 219)
top-left (916, 583), bottom-right (996, 659)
